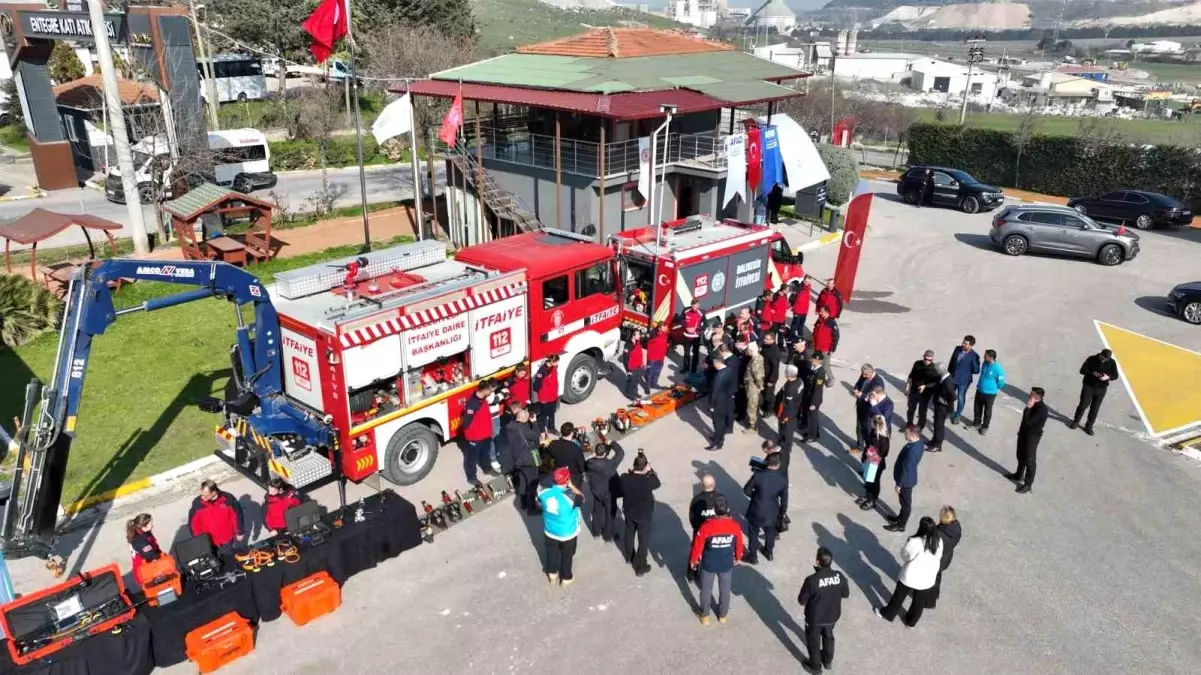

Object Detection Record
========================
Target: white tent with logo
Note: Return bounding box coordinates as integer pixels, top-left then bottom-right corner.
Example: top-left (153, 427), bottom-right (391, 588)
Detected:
top-left (756, 113), bottom-right (830, 199)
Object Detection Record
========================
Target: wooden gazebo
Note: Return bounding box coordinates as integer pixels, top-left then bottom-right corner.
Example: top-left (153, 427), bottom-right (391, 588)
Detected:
top-left (161, 183), bottom-right (276, 265)
top-left (0, 208), bottom-right (121, 285)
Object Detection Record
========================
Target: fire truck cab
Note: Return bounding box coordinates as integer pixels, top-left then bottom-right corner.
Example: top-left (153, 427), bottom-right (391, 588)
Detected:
top-left (611, 215), bottom-right (804, 336)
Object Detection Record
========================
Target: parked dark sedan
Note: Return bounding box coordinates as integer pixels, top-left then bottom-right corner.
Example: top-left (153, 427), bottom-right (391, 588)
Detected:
top-left (1067, 190), bottom-right (1193, 230)
top-left (897, 166), bottom-right (1005, 214)
top-left (1167, 282), bottom-right (1201, 325)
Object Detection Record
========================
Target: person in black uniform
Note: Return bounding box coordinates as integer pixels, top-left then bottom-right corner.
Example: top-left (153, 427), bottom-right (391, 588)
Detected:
top-left (1070, 349), bottom-right (1119, 436)
top-left (776, 365), bottom-right (804, 458)
top-left (501, 405), bottom-right (542, 515)
top-left (928, 363), bottom-right (957, 452)
top-left (546, 422), bottom-right (587, 490)
top-left (585, 441), bottom-right (626, 541)
top-left (1008, 387), bottom-right (1048, 494)
top-left (760, 332), bottom-right (784, 418)
top-left (618, 452), bottom-right (661, 576)
top-left (800, 354), bottom-right (826, 443)
top-left (706, 353), bottom-right (737, 451)
top-left (798, 546), bottom-right (850, 673)
top-left (742, 453), bottom-right (788, 564)
top-left (688, 474), bottom-right (723, 536)
top-left (905, 349), bottom-right (938, 429)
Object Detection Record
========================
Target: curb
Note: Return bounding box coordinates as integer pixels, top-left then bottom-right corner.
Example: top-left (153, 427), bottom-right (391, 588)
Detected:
top-left (0, 187), bottom-right (44, 202)
top-left (796, 231), bottom-right (842, 253)
top-left (60, 454), bottom-right (225, 517)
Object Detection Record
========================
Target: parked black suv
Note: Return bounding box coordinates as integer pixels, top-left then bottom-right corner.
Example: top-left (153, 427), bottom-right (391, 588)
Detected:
top-left (897, 166), bottom-right (1005, 214)
top-left (1067, 190), bottom-right (1193, 230)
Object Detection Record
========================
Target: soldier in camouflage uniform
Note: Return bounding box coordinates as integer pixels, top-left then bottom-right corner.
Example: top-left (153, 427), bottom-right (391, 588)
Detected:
top-left (743, 342), bottom-right (765, 434)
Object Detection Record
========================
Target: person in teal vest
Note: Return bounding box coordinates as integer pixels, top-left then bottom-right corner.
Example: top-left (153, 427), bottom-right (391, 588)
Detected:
top-left (968, 349), bottom-right (1006, 436)
top-left (538, 467), bottom-right (584, 587)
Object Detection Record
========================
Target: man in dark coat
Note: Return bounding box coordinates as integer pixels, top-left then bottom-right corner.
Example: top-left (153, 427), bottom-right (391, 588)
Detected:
top-left (1070, 349), bottom-right (1119, 436)
top-left (905, 349), bottom-right (939, 429)
top-left (929, 505), bottom-right (962, 610)
top-left (800, 354), bottom-right (826, 442)
top-left (546, 422), bottom-right (587, 490)
top-left (928, 363), bottom-right (957, 452)
top-left (760, 332), bottom-right (784, 418)
top-left (501, 406), bottom-right (542, 514)
top-left (776, 365), bottom-right (804, 457)
top-left (884, 425), bottom-right (924, 532)
top-left (767, 183), bottom-right (784, 224)
top-left (852, 364), bottom-right (885, 450)
top-left (688, 474), bottom-right (723, 537)
top-left (742, 453), bottom-right (788, 564)
top-left (706, 352), bottom-right (737, 451)
top-left (585, 441), bottom-right (626, 541)
top-left (618, 452), bottom-right (661, 576)
top-left (798, 547), bottom-right (850, 673)
top-left (1008, 387), bottom-right (1048, 494)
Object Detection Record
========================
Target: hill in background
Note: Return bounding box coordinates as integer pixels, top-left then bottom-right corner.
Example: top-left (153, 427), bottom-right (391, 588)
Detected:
top-left (474, 0), bottom-right (685, 54)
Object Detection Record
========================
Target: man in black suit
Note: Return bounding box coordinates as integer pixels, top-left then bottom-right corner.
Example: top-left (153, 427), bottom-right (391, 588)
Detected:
top-left (618, 452), bottom-right (661, 575)
top-left (706, 352), bottom-right (737, 451)
top-left (905, 349), bottom-right (939, 429)
top-left (742, 453), bottom-right (788, 564)
top-left (776, 364), bottom-right (804, 458)
top-left (800, 353), bottom-right (826, 442)
top-left (928, 362), bottom-right (957, 452)
top-left (1008, 387), bottom-right (1048, 494)
top-left (1070, 349), bottom-right (1119, 436)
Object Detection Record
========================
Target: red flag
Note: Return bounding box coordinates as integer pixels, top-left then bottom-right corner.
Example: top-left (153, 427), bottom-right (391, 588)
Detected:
top-left (303, 0), bottom-right (348, 64)
top-left (832, 192), bottom-right (874, 303)
top-left (439, 89), bottom-right (464, 146)
top-left (745, 126), bottom-right (762, 192)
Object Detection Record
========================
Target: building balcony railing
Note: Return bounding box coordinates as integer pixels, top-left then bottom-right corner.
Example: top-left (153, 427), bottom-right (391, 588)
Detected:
top-left (429, 124), bottom-right (728, 177)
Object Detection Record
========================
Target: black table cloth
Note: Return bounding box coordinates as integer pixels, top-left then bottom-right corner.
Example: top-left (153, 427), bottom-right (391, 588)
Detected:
top-left (0, 614), bottom-right (153, 675)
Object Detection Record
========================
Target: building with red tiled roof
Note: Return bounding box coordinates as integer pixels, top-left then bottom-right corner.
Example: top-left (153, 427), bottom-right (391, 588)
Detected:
top-left (393, 28), bottom-right (809, 247)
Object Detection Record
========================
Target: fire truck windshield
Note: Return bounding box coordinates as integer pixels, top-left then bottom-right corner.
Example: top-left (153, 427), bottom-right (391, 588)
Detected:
top-left (622, 258), bottom-right (654, 315)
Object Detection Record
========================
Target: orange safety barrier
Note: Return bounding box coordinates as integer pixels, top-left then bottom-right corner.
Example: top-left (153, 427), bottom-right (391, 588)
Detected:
top-left (280, 571), bottom-right (342, 626)
top-left (186, 612), bottom-right (254, 674)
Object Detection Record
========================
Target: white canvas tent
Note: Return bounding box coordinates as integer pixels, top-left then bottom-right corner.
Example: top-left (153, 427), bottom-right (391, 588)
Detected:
top-left (756, 113), bottom-right (830, 199)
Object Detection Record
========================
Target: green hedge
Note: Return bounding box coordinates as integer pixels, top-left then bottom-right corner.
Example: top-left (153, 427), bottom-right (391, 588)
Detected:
top-left (269, 137), bottom-right (409, 171)
top-left (906, 123), bottom-right (1201, 210)
top-left (816, 143), bottom-right (860, 206)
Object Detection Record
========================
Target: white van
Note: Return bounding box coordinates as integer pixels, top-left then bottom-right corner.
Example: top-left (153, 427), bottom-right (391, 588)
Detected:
top-left (104, 128), bottom-right (277, 204)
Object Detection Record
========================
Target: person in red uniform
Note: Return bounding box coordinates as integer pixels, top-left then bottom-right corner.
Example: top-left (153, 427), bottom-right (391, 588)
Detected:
top-left (811, 306), bottom-right (840, 385)
top-left (188, 479), bottom-right (245, 549)
top-left (624, 329), bottom-right (647, 400)
top-left (263, 478), bottom-right (301, 535)
top-left (688, 495), bottom-right (744, 624)
top-left (681, 300), bottom-right (705, 375)
top-left (507, 363), bottom-right (532, 410)
top-left (755, 290), bottom-right (775, 334)
top-left (533, 354), bottom-right (560, 435)
top-left (790, 278), bottom-right (812, 340)
top-left (768, 289), bottom-right (790, 339)
top-left (460, 379), bottom-right (497, 486)
top-left (646, 322), bottom-right (669, 390)
top-left (816, 278), bottom-right (844, 320)
top-left (127, 513), bottom-right (161, 577)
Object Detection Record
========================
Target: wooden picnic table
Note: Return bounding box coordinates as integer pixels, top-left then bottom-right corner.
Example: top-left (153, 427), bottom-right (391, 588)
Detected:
top-left (206, 236), bottom-right (248, 267)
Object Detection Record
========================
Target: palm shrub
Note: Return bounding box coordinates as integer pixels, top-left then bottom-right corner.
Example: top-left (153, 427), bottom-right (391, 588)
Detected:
top-left (0, 275), bottom-right (62, 348)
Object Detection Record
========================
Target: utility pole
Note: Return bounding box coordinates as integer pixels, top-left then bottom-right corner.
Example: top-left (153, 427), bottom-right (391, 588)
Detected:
top-left (961, 36), bottom-right (986, 125)
top-left (189, 0), bottom-right (219, 130)
top-left (88, 0), bottom-right (149, 254)
top-left (829, 48), bottom-right (837, 141)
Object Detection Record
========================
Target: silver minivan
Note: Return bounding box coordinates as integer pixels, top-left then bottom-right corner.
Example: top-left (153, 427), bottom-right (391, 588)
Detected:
top-left (989, 205), bottom-right (1140, 266)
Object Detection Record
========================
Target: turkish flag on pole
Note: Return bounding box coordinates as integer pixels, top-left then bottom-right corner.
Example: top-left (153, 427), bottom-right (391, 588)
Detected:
top-left (745, 125), bottom-right (762, 193)
top-left (303, 0), bottom-right (349, 64)
top-left (832, 192), bottom-right (874, 303)
top-left (439, 88), bottom-right (465, 147)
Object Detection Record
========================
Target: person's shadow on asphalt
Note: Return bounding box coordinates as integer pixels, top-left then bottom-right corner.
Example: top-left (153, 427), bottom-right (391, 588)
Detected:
top-left (812, 515), bottom-right (894, 607)
top-left (732, 564), bottom-right (806, 663)
top-left (647, 503), bottom-right (699, 613)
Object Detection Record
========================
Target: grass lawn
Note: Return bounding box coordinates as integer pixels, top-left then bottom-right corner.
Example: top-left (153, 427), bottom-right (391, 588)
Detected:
top-left (475, 0), bottom-right (682, 55)
top-left (1132, 61), bottom-right (1201, 85)
top-left (216, 91), bottom-right (388, 131)
top-left (0, 235), bottom-right (413, 506)
top-left (914, 109), bottom-right (1201, 145)
top-left (0, 125), bottom-right (29, 153)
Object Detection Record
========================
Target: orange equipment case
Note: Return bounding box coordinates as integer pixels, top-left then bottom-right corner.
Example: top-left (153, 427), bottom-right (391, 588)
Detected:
top-left (280, 570), bottom-right (342, 626)
top-left (134, 554), bottom-right (182, 607)
top-left (0, 563), bottom-right (137, 666)
top-left (186, 612), bottom-right (255, 674)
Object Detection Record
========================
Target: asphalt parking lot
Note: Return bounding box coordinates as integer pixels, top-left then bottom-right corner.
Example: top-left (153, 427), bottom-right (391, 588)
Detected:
top-left (12, 187), bottom-right (1201, 675)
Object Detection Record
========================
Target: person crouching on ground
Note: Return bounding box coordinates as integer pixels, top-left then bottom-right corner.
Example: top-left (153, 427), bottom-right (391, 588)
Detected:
top-left (538, 467), bottom-right (584, 587)
top-left (689, 494), bottom-right (744, 625)
top-left (263, 478), bottom-right (300, 536)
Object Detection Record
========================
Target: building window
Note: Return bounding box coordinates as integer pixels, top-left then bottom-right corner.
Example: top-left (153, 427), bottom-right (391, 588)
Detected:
top-left (542, 275), bottom-right (569, 309)
top-left (970, 83), bottom-right (983, 94)
top-left (622, 182), bottom-right (646, 212)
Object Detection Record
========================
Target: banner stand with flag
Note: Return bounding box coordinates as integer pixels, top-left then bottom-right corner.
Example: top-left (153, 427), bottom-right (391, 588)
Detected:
top-left (831, 192), bottom-right (874, 303)
top-left (371, 87), bottom-right (424, 241)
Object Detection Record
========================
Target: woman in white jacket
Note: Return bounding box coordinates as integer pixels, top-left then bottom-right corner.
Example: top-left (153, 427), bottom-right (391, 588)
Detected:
top-left (874, 515), bottom-right (944, 628)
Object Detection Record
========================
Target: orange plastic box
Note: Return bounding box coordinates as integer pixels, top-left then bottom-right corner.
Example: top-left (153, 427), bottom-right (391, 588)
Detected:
top-left (135, 554), bottom-right (182, 607)
top-left (280, 571), bottom-right (341, 626)
top-left (185, 612), bottom-right (254, 674)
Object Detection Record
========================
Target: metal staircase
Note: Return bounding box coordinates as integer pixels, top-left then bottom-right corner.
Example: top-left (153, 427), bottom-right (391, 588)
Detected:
top-left (447, 143), bottom-right (542, 233)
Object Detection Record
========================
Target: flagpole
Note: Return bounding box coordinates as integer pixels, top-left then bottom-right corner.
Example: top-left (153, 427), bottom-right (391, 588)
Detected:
top-left (405, 81), bottom-right (424, 241)
top-left (344, 0), bottom-right (372, 252)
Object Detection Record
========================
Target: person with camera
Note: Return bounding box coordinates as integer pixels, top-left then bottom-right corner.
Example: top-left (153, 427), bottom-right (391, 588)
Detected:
top-left (538, 468), bottom-right (584, 587)
top-left (502, 405), bottom-right (542, 515)
top-left (585, 441), bottom-right (626, 542)
top-left (798, 546), bottom-right (850, 673)
top-left (688, 494), bottom-right (744, 626)
top-left (546, 422), bottom-right (587, 491)
top-left (618, 451), bottom-right (661, 576)
top-left (742, 452), bottom-right (787, 564)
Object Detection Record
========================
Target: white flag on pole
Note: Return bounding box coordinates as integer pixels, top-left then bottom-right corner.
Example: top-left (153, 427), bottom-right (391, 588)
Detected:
top-left (637, 136), bottom-right (651, 200)
top-left (723, 133), bottom-right (747, 208)
top-left (371, 92), bottom-right (414, 145)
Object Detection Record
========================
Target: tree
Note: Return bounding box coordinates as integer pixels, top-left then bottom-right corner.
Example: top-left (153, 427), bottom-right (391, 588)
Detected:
top-left (0, 275), bottom-right (62, 349)
top-left (1011, 109), bottom-right (1042, 188)
top-left (816, 143), bottom-right (858, 206)
top-left (361, 21), bottom-right (477, 130)
top-left (1, 78), bottom-right (25, 130)
top-left (357, 0), bottom-right (476, 42)
top-left (48, 41), bottom-right (86, 84)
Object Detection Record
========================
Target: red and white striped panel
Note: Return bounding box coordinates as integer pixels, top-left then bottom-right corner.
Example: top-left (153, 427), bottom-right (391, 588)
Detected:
top-left (338, 281), bottom-right (527, 348)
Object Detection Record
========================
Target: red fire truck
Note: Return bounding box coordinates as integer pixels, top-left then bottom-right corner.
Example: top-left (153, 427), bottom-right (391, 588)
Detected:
top-left (612, 215), bottom-right (804, 335)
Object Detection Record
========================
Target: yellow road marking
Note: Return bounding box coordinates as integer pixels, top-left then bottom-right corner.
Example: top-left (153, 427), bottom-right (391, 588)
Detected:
top-left (1095, 321), bottom-right (1201, 436)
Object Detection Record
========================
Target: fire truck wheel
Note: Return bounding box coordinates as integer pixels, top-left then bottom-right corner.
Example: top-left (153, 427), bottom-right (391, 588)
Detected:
top-left (382, 425), bottom-right (440, 486)
top-left (561, 353), bottom-right (598, 404)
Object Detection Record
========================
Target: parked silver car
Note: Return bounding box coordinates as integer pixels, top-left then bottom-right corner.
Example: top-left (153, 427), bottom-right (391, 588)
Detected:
top-left (988, 205), bottom-right (1140, 266)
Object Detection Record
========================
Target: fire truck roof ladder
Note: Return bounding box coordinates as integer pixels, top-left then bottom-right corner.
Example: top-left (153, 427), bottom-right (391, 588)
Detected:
top-left (539, 227), bottom-right (597, 244)
top-left (274, 241), bottom-right (447, 300)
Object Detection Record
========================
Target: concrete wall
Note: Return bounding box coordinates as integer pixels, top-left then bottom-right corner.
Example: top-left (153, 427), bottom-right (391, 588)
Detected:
top-left (834, 56), bottom-right (912, 81)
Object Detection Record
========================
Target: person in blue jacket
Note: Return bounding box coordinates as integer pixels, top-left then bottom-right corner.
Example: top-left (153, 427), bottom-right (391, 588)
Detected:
top-left (969, 349), bottom-right (1006, 436)
top-left (885, 425), bottom-right (925, 532)
top-left (948, 335), bottom-right (981, 425)
top-left (538, 467), bottom-right (584, 587)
